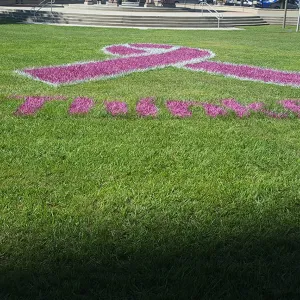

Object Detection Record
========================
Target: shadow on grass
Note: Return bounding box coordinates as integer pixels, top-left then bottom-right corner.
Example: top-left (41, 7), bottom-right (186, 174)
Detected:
top-left (1, 223), bottom-right (300, 299)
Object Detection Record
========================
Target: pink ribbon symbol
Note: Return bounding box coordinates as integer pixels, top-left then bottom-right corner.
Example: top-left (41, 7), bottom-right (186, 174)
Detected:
top-left (18, 43), bottom-right (300, 87)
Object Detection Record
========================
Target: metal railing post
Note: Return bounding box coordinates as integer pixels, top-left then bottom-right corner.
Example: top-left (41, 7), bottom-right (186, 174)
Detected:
top-left (283, 0), bottom-right (288, 28)
top-left (200, 2), bottom-right (222, 27)
top-left (33, 0), bottom-right (55, 19)
top-left (297, 6), bottom-right (300, 32)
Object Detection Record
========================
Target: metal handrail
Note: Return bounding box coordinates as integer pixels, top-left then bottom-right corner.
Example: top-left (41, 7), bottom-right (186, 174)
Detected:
top-left (297, 5), bottom-right (300, 32)
top-left (198, 1), bottom-right (223, 28)
top-left (32, 0), bottom-right (55, 18)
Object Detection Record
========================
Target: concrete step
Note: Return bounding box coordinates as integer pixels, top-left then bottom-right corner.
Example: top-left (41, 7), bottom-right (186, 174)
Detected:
top-left (262, 16), bottom-right (297, 25)
top-left (30, 18), bottom-right (267, 26)
top-left (1, 13), bottom-right (262, 18)
top-left (34, 22), bottom-right (220, 27)
top-left (67, 4), bottom-right (193, 11)
top-left (32, 16), bottom-right (266, 23)
top-left (57, 15), bottom-right (263, 21)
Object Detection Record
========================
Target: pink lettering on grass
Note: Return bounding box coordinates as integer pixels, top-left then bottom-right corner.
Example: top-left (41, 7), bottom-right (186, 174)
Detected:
top-left (10, 95), bottom-right (300, 120)
top-left (261, 110), bottom-right (288, 119)
top-left (136, 97), bottom-right (158, 117)
top-left (279, 100), bottom-right (300, 117)
top-left (221, 99), bottom-right (264, 118)
top-left (14, 96), bottom-right (67, 116)
top-left (104, 101), bottom-right (128, 116)
top-left (69, 97), bottom-right (94, 114)
top-left (201, 103), bottom-right (227, 117)
top-left (166, 100), bottom-right (202, 118)
top-left (15, 96), bottom-right (47, 116)
top-left (221, 98), bottom-right (288, 119)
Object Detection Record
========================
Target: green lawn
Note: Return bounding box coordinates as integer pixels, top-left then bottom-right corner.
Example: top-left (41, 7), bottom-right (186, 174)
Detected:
top-left (1, 24), bottom-right (300, 299)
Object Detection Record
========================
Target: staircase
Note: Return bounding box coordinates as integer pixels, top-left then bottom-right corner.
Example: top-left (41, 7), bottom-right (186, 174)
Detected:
top-left (0, 8), bottom-right (268, 28)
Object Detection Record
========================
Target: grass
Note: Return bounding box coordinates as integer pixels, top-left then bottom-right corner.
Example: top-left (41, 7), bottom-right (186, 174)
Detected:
top-left (1, 24), bottom-right (300, 299)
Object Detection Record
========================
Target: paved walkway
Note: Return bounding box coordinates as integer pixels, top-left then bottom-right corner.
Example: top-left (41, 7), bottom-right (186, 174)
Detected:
top-left (1, 3), bottom-right (299, 18)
